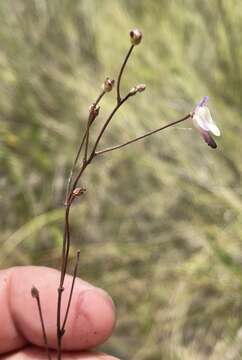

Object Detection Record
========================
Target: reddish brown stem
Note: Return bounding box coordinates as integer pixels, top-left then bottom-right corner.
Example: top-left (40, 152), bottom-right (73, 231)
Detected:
top-left (90, 92), bottom-right (132, 159)
top-left (61, 250), bottom-right (80, 332)
top-left (117, 45), bottom-right (134, 103)
top-left (65, 91), bottom-right (105, 204)
top-left (95, 114), bottom-right (192, 156)
top-left (56, 32), bottom-right (192, 360)
top-left (32, 287), bottom-right (52, 360)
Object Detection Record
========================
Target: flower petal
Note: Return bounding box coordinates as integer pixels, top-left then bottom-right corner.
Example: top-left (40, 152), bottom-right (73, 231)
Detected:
top-left (200, 107), bottom-right (221, 136)
top-left (194, 106), bottom-right (221, 136)
top-left (193, 112), bottom-right (210, 132)
top-left (198, 96), bottom-right (209, 107)
top-left (200, 130), bottom-right (217, 149)
top-left (208, 123), bottom-right (221, 136)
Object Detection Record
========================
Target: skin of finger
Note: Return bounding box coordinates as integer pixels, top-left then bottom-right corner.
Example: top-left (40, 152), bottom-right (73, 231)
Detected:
top-left (0, 347), bottom-right (120, 360)
top-left (4, 266), bottom-right (116, 352)
top-left (0, 269), bottom-right (27, 353)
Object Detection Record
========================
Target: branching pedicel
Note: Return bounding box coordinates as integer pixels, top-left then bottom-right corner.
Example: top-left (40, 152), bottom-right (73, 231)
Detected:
top-left (31, 29), bottom-right (221, 359)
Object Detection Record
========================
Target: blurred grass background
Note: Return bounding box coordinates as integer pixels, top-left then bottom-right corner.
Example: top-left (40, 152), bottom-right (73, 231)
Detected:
top-left (0, 0), bottom-right (242, 359)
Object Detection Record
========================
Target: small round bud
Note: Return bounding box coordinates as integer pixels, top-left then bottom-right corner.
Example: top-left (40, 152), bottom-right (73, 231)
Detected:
top-left (129, 84), bottom-right (146, 96)
top-left (89, 103), bottom-right (95, 113)
top-left (89, 104), bottom-right (100, 122)
top-left (136, 84), bottom-right (146, 93)
top-left (102, 77), bottom-right (115, 92)
top-left (73, 187), bottom-right (86, 197)
top-left (93, 106), bottom-right (100, 118)
top-left (31, 286), bottom-right (39, 298)
top-left (130, 29), bottom-right (142, 45)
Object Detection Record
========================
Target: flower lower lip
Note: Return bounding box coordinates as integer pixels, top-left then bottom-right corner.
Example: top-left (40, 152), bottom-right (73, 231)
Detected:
top-left (201, 130), bottom-right (217, 149)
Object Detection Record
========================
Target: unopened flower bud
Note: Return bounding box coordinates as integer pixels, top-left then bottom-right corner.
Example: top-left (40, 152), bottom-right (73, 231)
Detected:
top-left (129, 84), bottom-right (146, 96)
top-left (89, 103), bottom-right (95, 113)
top-left (136, 84), bottom-right (146, 92)
top-left (130, 29), bottom-right (142, 45)
top-left (93, 106), bottom-right (100, 118)
top-left (73, 187), bottom-right (86, 197)
top-left (102, 77), bottom-right (115, 92)
top-left (89, 104), bottom-right (100, 122)
top-left (31, 286), bottom-right (39, 298)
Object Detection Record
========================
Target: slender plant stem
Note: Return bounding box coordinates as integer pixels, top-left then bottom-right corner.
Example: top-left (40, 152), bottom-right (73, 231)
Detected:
top-left (57, 107), bottom-right (190, 359)
top-left (56, 34), bottom-right (188, 360)
top-left (65, 133), bottom-right (87, 205)
top-left (95, 114), bottom-right (191, 156)
top-left (65, 91), bottom-right (105, 204)
top-left (57, 285), bottom-right (64, 360)
top-left (83, 91), bottom-right (105, 164)
top-left (58, 91), bottom-right (106, 357)
top-left (32, 289), bottom-right (52, 360)
top-left (65, 93), bottom-right (131, 209)
top-left (94, 90), bottom-right (106, 110)
top-left (90, 92), bottom-right (132, 158)
top-left (57, 199), bottom-right (72, 360)
top-left (61, 250), bottom-right (80, 332)
top-left (60, 202), bottom-right (72, 285)
top-left (117, 45), bottom-right (134, 104)
top-left (68, 163), bottom-right (88, 202)
top-left (57, 168), bottom-right (87, 359)
top-left (83, 119), bottom-right (91, 164)
top-left (56, 92), bottom-right (134, 358)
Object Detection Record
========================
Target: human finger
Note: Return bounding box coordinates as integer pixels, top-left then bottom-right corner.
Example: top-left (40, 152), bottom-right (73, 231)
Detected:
top-left (0, 266), bottom-right (116, 354)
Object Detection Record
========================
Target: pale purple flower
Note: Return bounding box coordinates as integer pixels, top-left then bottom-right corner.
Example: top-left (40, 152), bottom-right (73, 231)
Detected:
top-left (192, 96), bottom-right (221, 149)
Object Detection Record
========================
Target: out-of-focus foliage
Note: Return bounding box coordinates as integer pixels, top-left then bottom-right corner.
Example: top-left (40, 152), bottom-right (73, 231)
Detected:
top-left (0, 0), bottom-right (242, 359)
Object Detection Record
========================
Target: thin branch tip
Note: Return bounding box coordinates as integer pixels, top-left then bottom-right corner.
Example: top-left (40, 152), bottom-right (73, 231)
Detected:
top-left (32, 287), bottom-right (52, 360)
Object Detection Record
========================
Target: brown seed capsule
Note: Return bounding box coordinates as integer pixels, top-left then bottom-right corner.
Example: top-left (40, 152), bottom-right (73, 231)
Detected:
top-left (102, 77), bottom-right (115, 92)
top-left (130, 29), bottom-right (142, 45)
top-left (31, 286), bottom-right (39, 298)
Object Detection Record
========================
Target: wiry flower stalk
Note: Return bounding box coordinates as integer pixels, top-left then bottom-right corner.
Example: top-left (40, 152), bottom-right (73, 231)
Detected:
top-left (31, 286), bottom-right (52, 360)
top-left (29, 28), bottom-right (220, 359)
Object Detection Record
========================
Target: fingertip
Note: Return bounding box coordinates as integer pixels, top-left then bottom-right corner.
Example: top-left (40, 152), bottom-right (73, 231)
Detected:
top-left (8, 266), bottom-right (116, 351)
top-left (65, 287), bottom-right (116, 349)
top-left (0, 269), bottom-right (27, 354)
